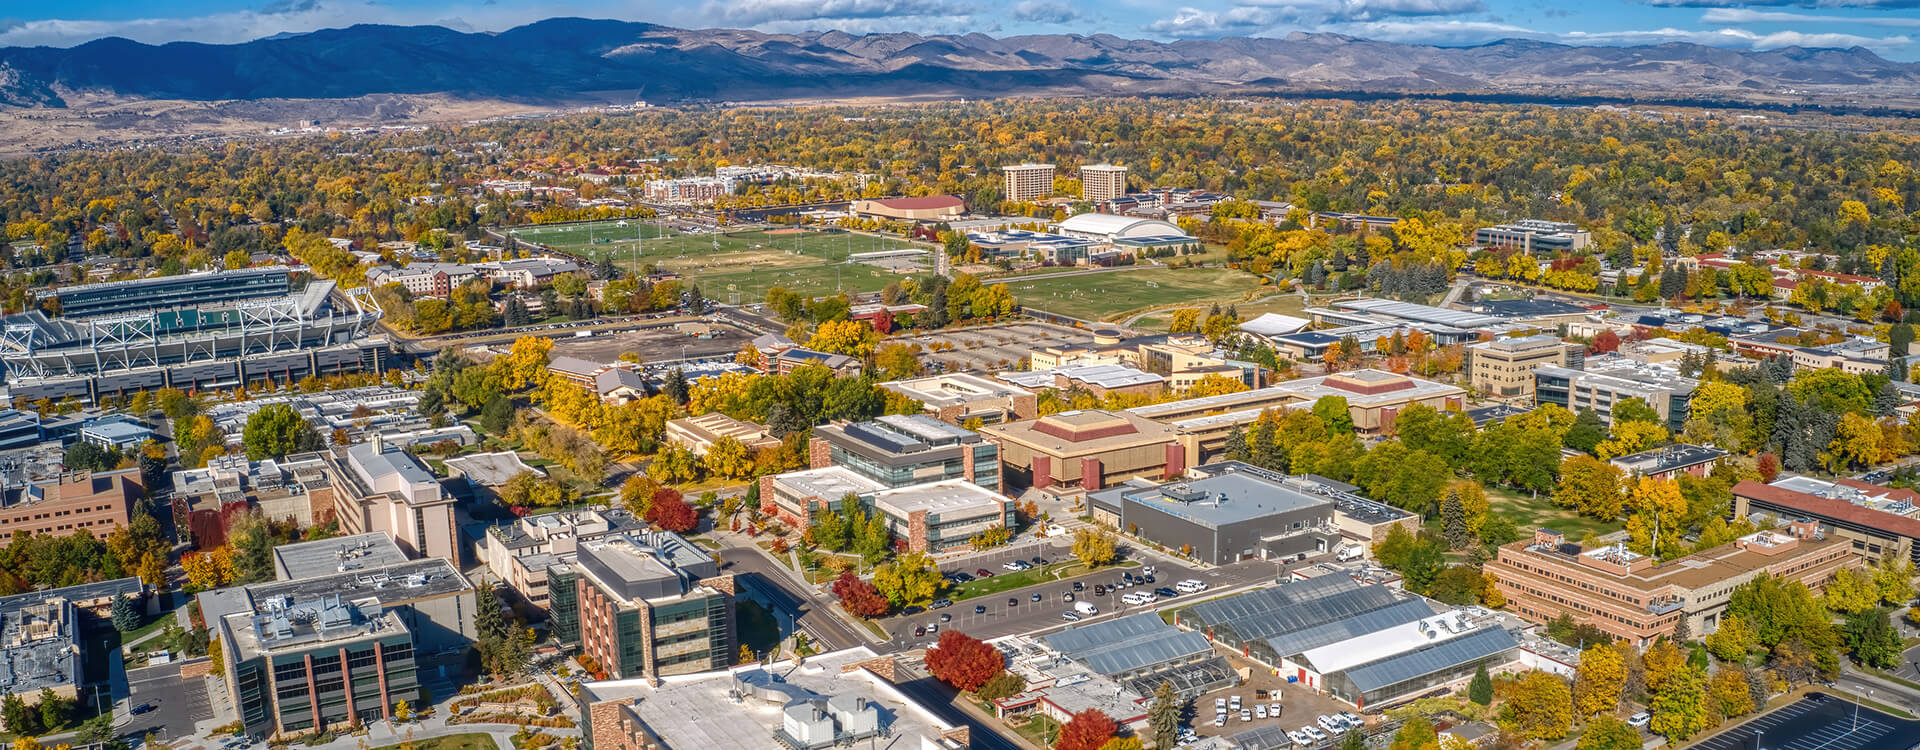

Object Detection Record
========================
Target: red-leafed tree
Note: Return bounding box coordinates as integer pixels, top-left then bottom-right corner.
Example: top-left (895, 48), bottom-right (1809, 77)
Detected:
top-left (832, 572), bottom-right (890, 617)
top-left (872, 308), bottom-right (894, 334)
top-left (647, 492), bottom-right (699, 533)
top-left (1590, 329), bottom-right (1621, 355)
top-left (1756, 452), bottom-right (1781, 483)
top-left (1055, 709), bottom-right (1118, 750)
top-left (924, 630), bottom-right (1003, 692)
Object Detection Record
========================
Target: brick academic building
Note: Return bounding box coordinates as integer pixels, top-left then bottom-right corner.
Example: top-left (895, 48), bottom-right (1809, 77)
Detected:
top-left (1488, 526), bottom-right (1856, 647)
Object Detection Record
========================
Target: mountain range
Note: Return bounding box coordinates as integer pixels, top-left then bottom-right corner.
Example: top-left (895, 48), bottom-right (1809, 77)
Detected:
top-left (2, 18), bottom-right (1919, 150)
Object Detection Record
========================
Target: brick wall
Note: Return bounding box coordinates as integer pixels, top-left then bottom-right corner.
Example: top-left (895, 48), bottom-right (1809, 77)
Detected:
top-left (178, 658), bottom-right (213, 678)
top-left (1011, 393), bottom-right (1038, 420)
top-left (807, 437), bottom-right (831, 469)
top-left (906, 510), bottom-right (929, 554)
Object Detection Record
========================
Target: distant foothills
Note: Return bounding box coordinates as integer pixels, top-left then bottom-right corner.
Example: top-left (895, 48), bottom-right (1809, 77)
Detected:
top-left (2, 17), bottom-right (1920, 114)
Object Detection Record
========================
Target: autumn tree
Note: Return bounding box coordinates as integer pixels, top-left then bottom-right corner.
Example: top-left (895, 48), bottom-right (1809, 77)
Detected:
top-left (645, 491), bottom-right (699, 533)
top-left (831, 571), bottom-right (890, 618)
top-left (1577, 715), bottom-right (1640, 750)
top-left (1055, 709), bottom-right (1118, 750)
top-left (241, 403), bottom-right (321, 460)
top-left (925, 630), bottom-right (1003, 693)
top-left (872, 552), bottom-right (945, 607)
top-left (1573, 641), bottom-right (1626, 718)
top-left (1555, 455), bottom-right (1623, 519)
top-left (1708, 667), bottom-right (1755, 718)
top-left (1072, 528), bottom-right (1117, 568)
top-left (1705, 613), bottom-right (1757, 662)
top-left (1499, 671), bottom-right (1572, 741)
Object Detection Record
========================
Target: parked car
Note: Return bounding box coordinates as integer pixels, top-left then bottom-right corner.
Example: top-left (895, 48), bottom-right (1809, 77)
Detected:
top-left (974, 605), bottom-right (986, 614)
top-left (1142, 565), bottom-right (1157, 575)
top-left (130, 703), bottom-right (155, 715)
top-left (1213, 715), bottom-right (1226, 728)
top-left (949, 572), bottom-right (973, 582)
top-left (1031, 592), bottom-right (1043, 602)
top-left (1031, 556), bottom-right (1047, 565)
top-left (930, 598), bottom-right (952, 609)
top-left (1255, 704), bottom-right (1268, 719)
top-left (1215, 698), bottom-right (1227, 711)
top-left (975, 568), bottom-right (993, 578)
top-left (940, 613), bottom-right (952, 622)
top-left (913, 626), bottom-right (926, 637)
top-left (1230, 696), bottom-right (1242, 710)
top-left (1063, 592), bottom-right (1075, 602)
top-left (1272, 704), bottom-right (1285, 719)
top-left (1061, 611), bottom-right (1081, 622)
top-left (926, 623), bottom-right (939, 634)
top-left (1240, 709), bottom-right (1252, 723)
top-left (903, 605), bottom-right (925, 615)
top-left (1338, 712), bottom-right (1360, 729)
top-left (1317, 715), bottom-right (1344, 733)
top-left (1288, 730), bottom-right (1312, 747)
top-left (1302, 726), bottom-right (1328, 742)
top-left (1002, 560), bottom-right (1028, 571)
top-left (1155, 587), bottom-right (1178, 598)
top-left (1072, 581), bottom-right (1085, 591)
top-left (1628, 712), bottom-right (1651, 727)
top-left (1007, 597), bottom-right (1018, 608)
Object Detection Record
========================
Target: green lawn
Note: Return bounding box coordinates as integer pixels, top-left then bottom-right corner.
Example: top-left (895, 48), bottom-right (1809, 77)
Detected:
top-left (372, 734), bottom-right (499, 750)
top-left (1486, 486), bottom-right (1623, 542)
top-left (697, 262), bottom-right (912, 302)
top-left (1008, 712), bottom-right (1063, 746)
top-left (947, 559), bottom-right (1138, 601)
top-left (998, 267), bottom-right (1266, 322)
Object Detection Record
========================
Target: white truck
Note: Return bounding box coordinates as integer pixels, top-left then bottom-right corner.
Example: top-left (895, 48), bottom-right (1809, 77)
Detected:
top-left (1074, 601), bottom-right (1099, 616)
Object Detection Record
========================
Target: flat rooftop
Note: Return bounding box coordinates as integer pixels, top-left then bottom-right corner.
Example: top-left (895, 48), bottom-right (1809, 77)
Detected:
top-left (1332, 298), bottom-right (1502, 329)
top-left (272, 532), bottom-right (411, 580)
top-left (1271, 369), bottom-right (1464, 407)
top-left (771, 466), bottom-right (888, 499)
top-left (870, 479), bottom-right (1009, 519)
top-left (881, 373), bottom-right (1032, 408)
top-left (443, 451), bottom-right (542, 487)
top-left (580, 647), bottom-right (963, 750)
top-left (984, 409), bottom-right (1177, 455)
top-left (210, 558), bottom-right (473, 625)
top-left (1113, 472), bottom-right (1328, 528)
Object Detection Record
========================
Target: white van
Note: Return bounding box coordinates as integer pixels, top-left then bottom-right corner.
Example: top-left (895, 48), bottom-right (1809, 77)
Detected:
top-left (1074, 601), bottom-right (1099, 615)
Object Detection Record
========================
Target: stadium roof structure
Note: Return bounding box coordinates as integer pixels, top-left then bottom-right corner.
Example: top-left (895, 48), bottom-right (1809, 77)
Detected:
top-left (1054, 213), bottom-right (1187, 239)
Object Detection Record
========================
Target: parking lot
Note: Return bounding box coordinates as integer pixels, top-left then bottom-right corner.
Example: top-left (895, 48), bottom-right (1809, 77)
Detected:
top-left (897, 321), bottom-right (1095, 373)
top-left (548, 320), bottom-right (753, 365)
top-left (1689, 693), bottom-right (1920, 750)
top-left (1190, 652), bottom-right (1368, 744)
top-left (122, 662), bottom-right (212, 741)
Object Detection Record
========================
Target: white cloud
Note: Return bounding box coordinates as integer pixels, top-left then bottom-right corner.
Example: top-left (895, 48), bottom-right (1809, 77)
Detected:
top-left (1647, 0), bottom-right (1920, 7)
top-left (1011, 0), bottom-right (1083, 23)
top-left (1561, 26), bottom-right (1909, 50)
top-left (1142, 6), bottom-right (1281, 36)
top-left (1702, 8), bottom-right (1920, 27)
top-left (1323, 19), bottom-right (1546, 44)
top-left (1235, 0), bottom-right (1487, 22)
top-left (697, 0), bottom-right (978, 27)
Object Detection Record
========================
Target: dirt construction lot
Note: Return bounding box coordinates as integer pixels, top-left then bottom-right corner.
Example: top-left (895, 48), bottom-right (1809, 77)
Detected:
top-left (896, 320), bottom-right (1096, 373)
top-left (1191, 651), bottom-right (1370, 742)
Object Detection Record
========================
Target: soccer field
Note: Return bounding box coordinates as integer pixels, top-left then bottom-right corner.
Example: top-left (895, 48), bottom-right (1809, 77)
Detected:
top-left (998, 267), bottom-right (1265, 321)
top-left (508, 221), bottom-right (925, 290)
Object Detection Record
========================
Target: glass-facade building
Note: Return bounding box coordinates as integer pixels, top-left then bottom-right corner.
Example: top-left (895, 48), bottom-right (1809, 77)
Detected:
top-left (544, 533), bottom-right (734, 680)
top-left (224, 601), bottom-right (418, 738)
top-left (813, 414), bottom-right (1000, 492)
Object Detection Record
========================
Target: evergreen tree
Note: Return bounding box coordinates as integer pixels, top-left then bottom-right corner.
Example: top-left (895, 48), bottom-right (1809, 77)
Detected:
top-left (1873, 382), bottom-right (1901, 417)
top-left (2, 692), bottom-right (35, 735)
top-left (1148, 682), bottom-right (1182, 749)
top-left (475, 582), bottom-right (508, 642)
top-left (1468, 662), bottom-right (1494, 705)
top-left (37, 687), bottom-right (65, 731)
top-left (664, 368), bottom-right (690, 404)
top-left (111, 594), bottom-right (139, 632)
top-left (1441, 493), bottom-right (1472, 551)
top-left (1222, 427), bottom-right (1249, 462)
top-left (1672, 615), bottom-right (1692, 644)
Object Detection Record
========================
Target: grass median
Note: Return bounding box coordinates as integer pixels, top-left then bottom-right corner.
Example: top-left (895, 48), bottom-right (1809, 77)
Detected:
top-left (946, 559), bottom-right (1139, 602)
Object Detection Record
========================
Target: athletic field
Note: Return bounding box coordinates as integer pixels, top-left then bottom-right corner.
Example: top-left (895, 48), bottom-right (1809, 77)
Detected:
top-left (505, 220), bottom-right (925, 295)
top-left (999, 267), bottom-right (1265, 322)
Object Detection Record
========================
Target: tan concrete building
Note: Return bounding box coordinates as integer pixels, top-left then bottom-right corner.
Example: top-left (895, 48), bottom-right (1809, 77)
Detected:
top-left (1002, 163), bottom-right (1055, 203)
top-left (325, 437), bottom-right (459, 564)
top-left (1488, 527), bottom-right (1856, 647)
top-left (880, 373), bottom-right (1037, 425)
top-left (0, 469), bottom-right (140, 538)
top-left (1079, 164), bottom-right (1128, 203)
top-left (1268, 369), bottom-right (1466, 435)
top-left (981, 409), bottom-right (1183, 492)
top-left (663, 413), bottom-right (782, 457)
top-left (850, 196), bottom-right (966, 222)
top-left (1467, 335), bottom-right (1581, 400)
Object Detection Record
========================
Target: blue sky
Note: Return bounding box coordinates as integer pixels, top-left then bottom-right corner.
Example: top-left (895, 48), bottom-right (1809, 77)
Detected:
top-left (1, 0), bottom-right (1918, 59)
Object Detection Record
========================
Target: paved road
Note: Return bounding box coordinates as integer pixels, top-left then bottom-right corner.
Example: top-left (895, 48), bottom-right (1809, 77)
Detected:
top-left (719, 543), bottom-right (872, 652)
top-left (121, 662), bottom-right (211, 741)
top-left (891, 672), bottom-right (1026, 750)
